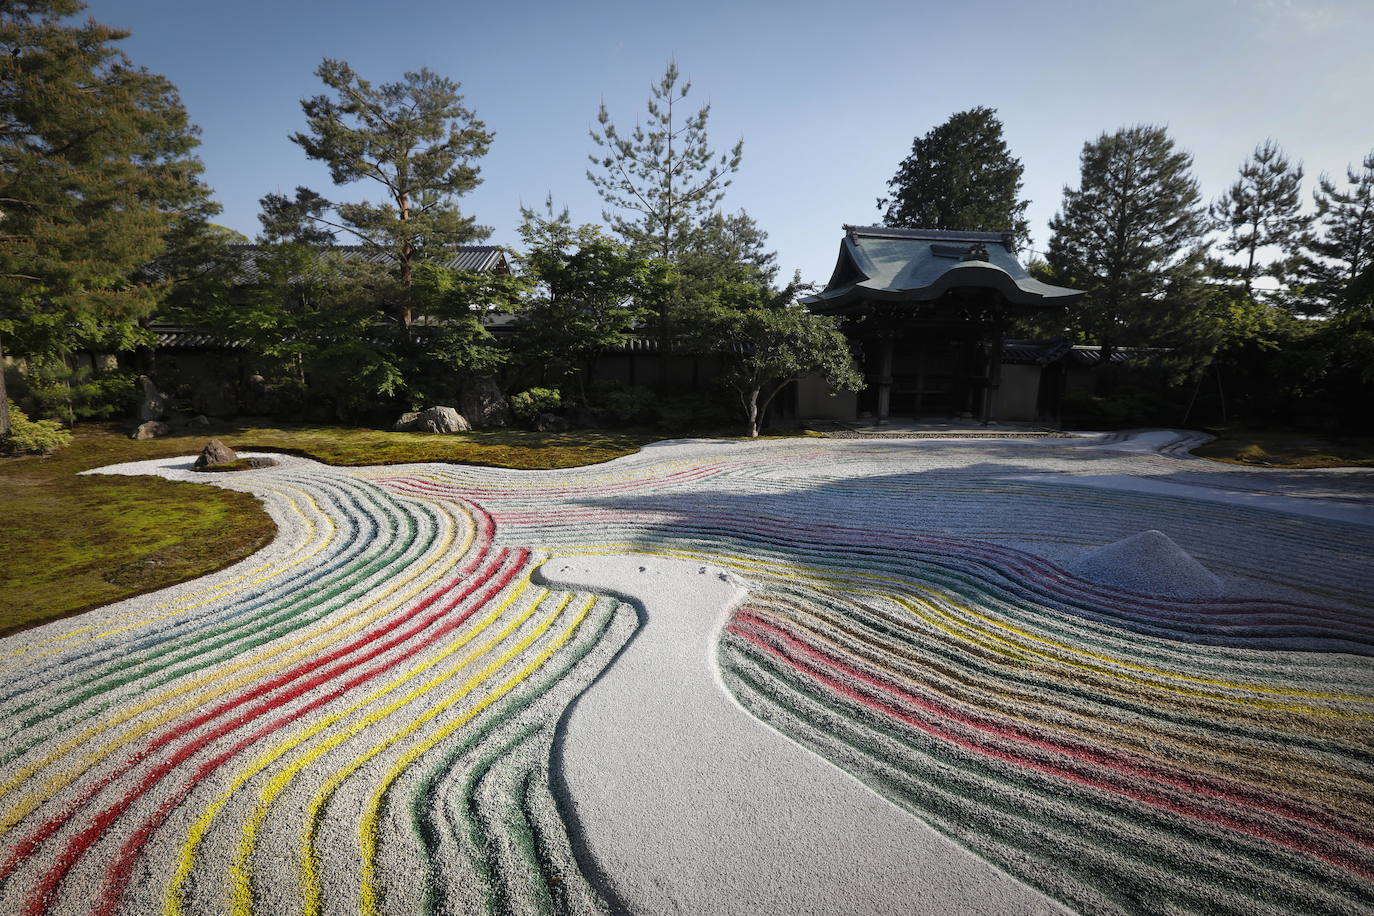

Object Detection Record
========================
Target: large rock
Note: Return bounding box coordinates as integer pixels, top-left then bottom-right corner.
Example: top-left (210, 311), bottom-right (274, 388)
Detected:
top-left (396, 407), bottom-right (471, 433)
top-left (240, 374), bottom-right (278, 415)
top-left (461, 377), bottom-right (512, 428)
top-left (535, 412), bottom-right (571, 433)
top-left (1067, 529), bottom-right (1224, 600)
top-left (137, 376), bottom-right (167, 422)
top-left (131, 420), bottom-right (171, 440)
top-left (419, 406), bottom-right (470, 433)
top-left (193, 438), bottom-right (238, 469)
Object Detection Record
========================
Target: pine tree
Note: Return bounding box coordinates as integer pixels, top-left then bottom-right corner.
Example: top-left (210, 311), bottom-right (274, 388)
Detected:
top-left (878, 106), bottom-right (1030, 248)
top-left (272, 59), bottom-right (494, 327)
top-left (1210, 140), bottom-right (1309, 302)
top-left (1306, 151), bottom-right (1374, 316)
top-left (1047, 125), bottom-right (1210, 361)
top-left (0, 0), bottom-right (215, 415)
top-left (587, 61), bottom-right (742, 262)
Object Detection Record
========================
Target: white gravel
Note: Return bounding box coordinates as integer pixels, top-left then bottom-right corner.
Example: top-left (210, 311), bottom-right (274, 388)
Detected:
top-left (540, 556), bottom-right (1069, 916)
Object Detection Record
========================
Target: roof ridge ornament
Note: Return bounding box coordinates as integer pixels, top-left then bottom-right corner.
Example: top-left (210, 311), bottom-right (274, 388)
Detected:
top-left (961, 243), bottom-right (989, 262)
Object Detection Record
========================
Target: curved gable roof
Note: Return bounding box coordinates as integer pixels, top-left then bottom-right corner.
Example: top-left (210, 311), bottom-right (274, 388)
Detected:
top-left (805, 226), bottom-right (1082, 312)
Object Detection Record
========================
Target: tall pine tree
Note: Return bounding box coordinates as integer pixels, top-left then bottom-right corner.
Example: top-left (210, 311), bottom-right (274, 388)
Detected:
top-left (1306, 150), bottom-right (1374, 316)
top-left (878, 106), bottom-right (1030, 248)
top-left (267, 59), bottom-right (494, 328)
top-left (0, 0), bottom-right (215, 426)
top-left (1210, 140), bottom-right (1309, 303)
top-left (587, 61), bottom-right (742, 263)
top-left (1047, 125), bottom-right (1210, 362)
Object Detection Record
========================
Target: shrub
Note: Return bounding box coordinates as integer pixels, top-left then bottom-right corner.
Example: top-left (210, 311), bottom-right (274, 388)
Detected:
top-left (2, 400), bottom-right (73, 455)
top-left (10, 360), bottom-right (139, 424)
top-left (656, 391), bottom-right (733, 431)
top-left (591, 383), bottom-right (658, 425)
top-left (510, 387), bottom-right (562, 421)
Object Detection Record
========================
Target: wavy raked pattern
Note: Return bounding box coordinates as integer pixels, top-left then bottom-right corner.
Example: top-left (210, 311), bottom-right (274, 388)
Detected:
top-left (0, 458), bottom-right (634, 916)
top-left (0, 434), bottom-right (1371, 915)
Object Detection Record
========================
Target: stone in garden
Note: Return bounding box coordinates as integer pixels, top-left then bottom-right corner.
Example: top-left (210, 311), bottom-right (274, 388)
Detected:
top-left (240, 374), bottom-right (278, 415)
top-left (245, 456), bottom-right (277, 469)
top-left (461, 377), bottom-right (513, 428)
top-left (393, 411), bottom-right (423, 432)
top-left (535, 412), bottom-right (572, 433)
top-left (418, 406), bottom-right (470, 434)
top-left (1067, 529), bottom-right (1224, 599)
top-left (131, 420), bottom-right (172, 440)
top-left (137, 375), bottom-right (167, 422)
top-left (193, 438), bottom-right (238, 469)
top-left (188, 414), bottom-right (211, 426)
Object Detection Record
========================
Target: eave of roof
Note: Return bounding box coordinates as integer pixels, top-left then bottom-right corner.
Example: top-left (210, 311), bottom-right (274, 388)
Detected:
top-left (804, 225), bottom-right (1083, 312)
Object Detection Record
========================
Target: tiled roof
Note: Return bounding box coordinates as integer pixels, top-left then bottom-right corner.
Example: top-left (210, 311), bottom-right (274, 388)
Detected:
top-left (143, 244), bottom-right (510, 284)
top-left (311, 244), bottom-right (509, 273)
top-left (1001, 339), bottom-right (1074, 365)
top-left (805, 225), bottom-right (1083, 312)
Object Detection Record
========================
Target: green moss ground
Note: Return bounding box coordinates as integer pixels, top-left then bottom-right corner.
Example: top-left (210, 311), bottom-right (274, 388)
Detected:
top-left (1191, 427), bottom-right (1374, 469)
top-left (0, 420), bottom-right (661, 637)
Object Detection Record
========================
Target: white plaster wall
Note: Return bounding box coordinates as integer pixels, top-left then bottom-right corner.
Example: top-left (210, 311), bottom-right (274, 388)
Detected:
top-left (796, 373), bottom-right (858, 420)
top-left (993, 364), bottom-right (1042, 421)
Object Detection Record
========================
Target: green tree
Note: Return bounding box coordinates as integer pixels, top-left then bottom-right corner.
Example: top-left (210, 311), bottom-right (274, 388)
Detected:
top-left (1047, 125), bottom-right (1211, 365)
top-left (1306, 150), bottom-right (1374, 316)
top-left (0, 0), bottom-right (215, 428)
top-left (175, 243), bottom-right (405, 419)
top-left (268, 59), bottom-right (494, 328)
top-left (1210, 140), bottom-right (1309, 307)
top-left (514, 201), bottom-right (669, 399)
top-left (405, 260), bottom-right (525, 406)
top-left (879, 106), bottom-right (1031, 248)
top-left (587, 61), bottom-right (742, 262)
top-left (707, 303), bottom-right (863, 437)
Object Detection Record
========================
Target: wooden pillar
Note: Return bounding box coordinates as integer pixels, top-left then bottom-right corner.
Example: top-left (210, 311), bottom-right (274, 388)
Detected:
top-left (981, 322), bottom-right (1003, 426)
top-left (914, 341), bottom-right (925, 419)
top-left (876, 335), bottom-right (895, 425)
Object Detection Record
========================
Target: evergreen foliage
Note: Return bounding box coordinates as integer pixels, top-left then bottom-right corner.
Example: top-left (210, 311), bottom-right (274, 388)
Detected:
top-left (1047, 125), bottom-right (1211, 364)
top-left (0, 0), bottom-right (215, 375)
top-left (879, 107), bottom-right (1030, 248)
top-left (2, 399), bottom-right (71, 454)
top-left (1210, 140), bottom-right (1310, 303)
top-left (509, 387), bottom-right (562, 421)
top-left (514, 201), bottom-right (670, 399)
top-left (270, 59), bottom-right (494, 327)
top-left (587, 61), bottom-right (742, 262)
top-left (1306, 150), bottom-right (1374, 316)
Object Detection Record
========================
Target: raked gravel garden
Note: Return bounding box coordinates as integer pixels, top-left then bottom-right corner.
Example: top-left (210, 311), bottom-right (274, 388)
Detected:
top-left (2, 429), bottom-right (1373, 916)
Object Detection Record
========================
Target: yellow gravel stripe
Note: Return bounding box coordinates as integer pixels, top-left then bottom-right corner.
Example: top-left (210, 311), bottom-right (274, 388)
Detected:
top-left (164, 574), bottom-right (534, 916)
top-left (353, 592), bottom-right (597, 916)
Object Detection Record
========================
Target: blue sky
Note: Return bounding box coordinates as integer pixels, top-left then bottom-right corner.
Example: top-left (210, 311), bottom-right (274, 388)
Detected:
top-left (87, 0), bottom-right (1374, 284)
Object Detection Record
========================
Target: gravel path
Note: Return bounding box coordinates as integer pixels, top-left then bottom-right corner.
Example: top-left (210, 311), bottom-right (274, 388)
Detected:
top-left (541, 556), bottom-right (1067, 916)
top-left (0, 431), bottom-right (1370, 916)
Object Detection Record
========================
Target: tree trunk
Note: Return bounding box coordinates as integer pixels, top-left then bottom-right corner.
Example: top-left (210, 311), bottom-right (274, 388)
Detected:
top-left (745, 386), bottom-right (760, 437)
top-left (0, 331), bottom-right (9, 437)
top-left (399, 190), bottom-right (414, 329)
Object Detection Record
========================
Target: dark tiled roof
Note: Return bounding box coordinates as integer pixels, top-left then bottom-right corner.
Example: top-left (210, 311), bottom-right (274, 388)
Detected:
top-left (805, 225), bottom-right (1083, 312)
top-left (313, 244), bottom-right (509, 273)
top-left (1001, 338), bottom-right (1075, 365)
top-left (153, 327), bottom-right (248, 350)
top-left (1064, 345), bottom-right (1161, 367)
top-left (142, 244), bottom-right (509, 284)
top-left (212, 244), bottom-right (509, 281)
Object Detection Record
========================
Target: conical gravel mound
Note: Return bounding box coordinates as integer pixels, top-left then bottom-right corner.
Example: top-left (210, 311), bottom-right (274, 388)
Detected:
top-left (1067, 529), bottom-right (1225, 600)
